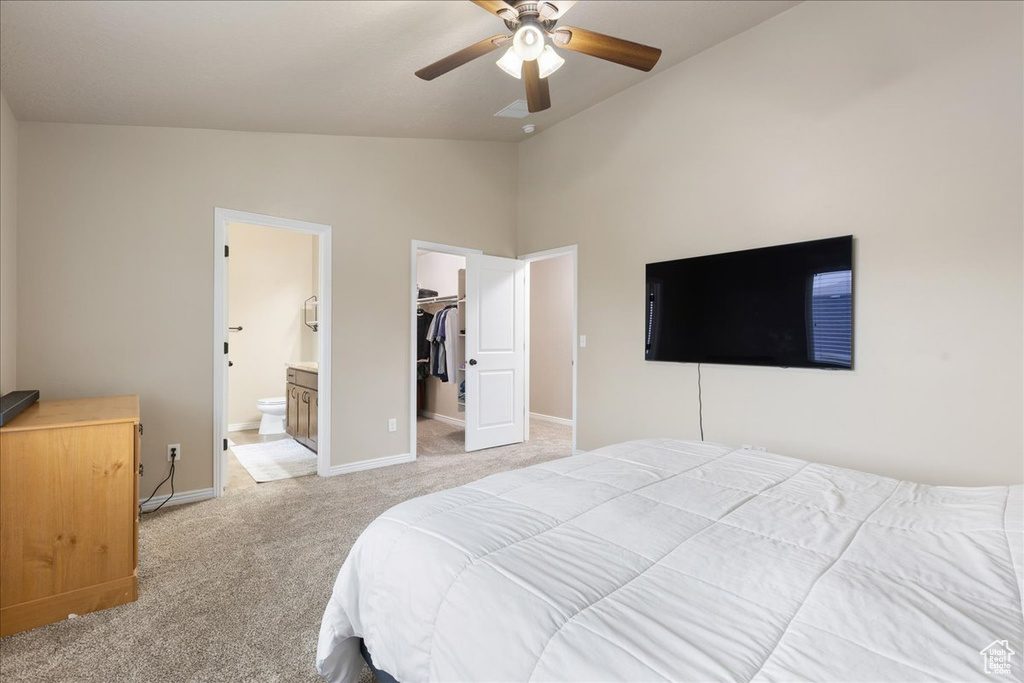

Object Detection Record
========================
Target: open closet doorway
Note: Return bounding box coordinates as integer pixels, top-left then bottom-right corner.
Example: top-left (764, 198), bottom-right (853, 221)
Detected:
top-left (414, 246), bottom-right (470, 454)
top-left (410, 240), bottom-right (576, 461)
top-left (213, 209), bottom-right (332, 497)
top-left (522, 245), bottom-right (578, 455)
top-left (410, 240), bottom-right (531, 459)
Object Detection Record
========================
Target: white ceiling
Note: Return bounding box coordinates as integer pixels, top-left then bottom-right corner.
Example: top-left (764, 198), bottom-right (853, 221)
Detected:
top-left (0, 0), bottom-right (798, 142)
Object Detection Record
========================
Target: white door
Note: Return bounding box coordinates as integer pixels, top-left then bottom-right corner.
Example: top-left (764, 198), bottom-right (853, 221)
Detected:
top-left (465, 254), bottom-right (526, 452)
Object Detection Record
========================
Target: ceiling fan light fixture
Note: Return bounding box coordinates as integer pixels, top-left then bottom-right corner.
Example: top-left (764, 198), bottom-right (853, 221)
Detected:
top-left (512, 23), bottom-right (545, 62)
top-left (536, 45), bottom-right (565, 79)
top-left (496, 47), bottom-right (523, 79)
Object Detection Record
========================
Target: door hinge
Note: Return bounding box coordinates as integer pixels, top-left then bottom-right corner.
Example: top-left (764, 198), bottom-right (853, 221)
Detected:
top-left (224, 342), bottom-right (229, 354)
top-left (139, 462), bottom-right (144, 476)
top-left (223, 438), bottom-right (228, 451)
top-left (138, 423), bottom-right (144, 436)
top-left (224, 245), bottom-right (229, 257)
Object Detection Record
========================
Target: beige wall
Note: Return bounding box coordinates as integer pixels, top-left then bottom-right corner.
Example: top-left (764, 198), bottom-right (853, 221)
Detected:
top-left (0, 93), bottom-right (17, 394)
top-left (16, 124), bottom-right (516, 492)
top-left (417, 251), bottom-right (465, 422)
top-left (529, 254), bottom-right (573, 421)
top-left (227, 222), bottom-right (316, 427)
top-left (517, 1), bottom-right (1023, 485)
top-left (417, 251), bottom-right (464, 298)
top-left (300, 238), bottom-right (319, 362)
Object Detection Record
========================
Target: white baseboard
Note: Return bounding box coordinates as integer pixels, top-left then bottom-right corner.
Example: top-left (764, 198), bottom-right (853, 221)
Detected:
top-left (228, 422), bottom-right (261, 432)
top-left (139, 487), bottom-right (215, 512)
top-left (573, 449), bottom-right (587, 456)
top-left (530, 412), bottom-right (573, 427)
top-left (418, 411), bottom-right (465, 427)
top-left (324, 452), bottom-right (415, 477)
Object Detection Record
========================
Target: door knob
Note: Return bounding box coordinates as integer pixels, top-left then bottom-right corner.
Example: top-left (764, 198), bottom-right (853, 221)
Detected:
top-left (468, 359), bottom-right (477, 366)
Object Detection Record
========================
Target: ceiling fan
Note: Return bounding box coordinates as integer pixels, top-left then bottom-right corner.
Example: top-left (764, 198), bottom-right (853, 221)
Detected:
top-left (415, 0), bottom-right (662, 114)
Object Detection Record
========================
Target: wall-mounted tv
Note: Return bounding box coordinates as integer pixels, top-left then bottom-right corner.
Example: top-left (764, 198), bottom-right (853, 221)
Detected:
top-left (646, 236), bottom-right (853, 369)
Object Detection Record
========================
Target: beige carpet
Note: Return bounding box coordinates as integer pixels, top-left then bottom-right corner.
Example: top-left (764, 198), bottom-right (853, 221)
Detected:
top-left (0, 418), bottom-right (572, 682)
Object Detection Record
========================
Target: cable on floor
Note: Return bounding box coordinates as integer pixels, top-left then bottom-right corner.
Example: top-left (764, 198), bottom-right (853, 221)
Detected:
top-left (140, 458), bottom-right (175, 517)
top-left (697, 362), bottom-right (704, 441)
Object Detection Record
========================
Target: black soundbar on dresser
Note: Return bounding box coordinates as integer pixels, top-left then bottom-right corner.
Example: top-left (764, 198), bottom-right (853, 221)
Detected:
top-left (0, 390), bottom-right (40, 427)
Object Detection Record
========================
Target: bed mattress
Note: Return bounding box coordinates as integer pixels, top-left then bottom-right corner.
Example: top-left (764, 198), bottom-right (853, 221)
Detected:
top-left (317, 439), bottom-right (1024, 682)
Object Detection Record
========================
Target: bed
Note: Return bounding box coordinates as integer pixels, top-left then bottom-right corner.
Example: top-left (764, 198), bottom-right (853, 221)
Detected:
top-left (316, 439), bottom-right (1024, 682)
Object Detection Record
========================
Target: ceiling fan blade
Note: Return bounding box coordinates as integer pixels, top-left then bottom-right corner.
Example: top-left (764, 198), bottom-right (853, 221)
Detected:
top-left (523, 60), bottom-right (551, 113)
top-left (470, 0), bottom-right (518, 22)
top-left (551, 26), bottom-right (661, 72)
top-left (539, 1), bottom-right (578, 21)
top-left (415, 35), bottom-right (511, 81)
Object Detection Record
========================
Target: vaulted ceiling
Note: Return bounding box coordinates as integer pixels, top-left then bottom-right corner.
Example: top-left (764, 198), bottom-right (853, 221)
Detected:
top-left (0, 1), bottom-right (798, 142)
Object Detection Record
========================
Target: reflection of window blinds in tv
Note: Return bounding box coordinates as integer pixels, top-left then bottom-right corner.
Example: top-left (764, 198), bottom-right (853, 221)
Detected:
top-left (645, 282), bottom-right (663, 360)
top-left (811, 271), bottom-right (853, 365)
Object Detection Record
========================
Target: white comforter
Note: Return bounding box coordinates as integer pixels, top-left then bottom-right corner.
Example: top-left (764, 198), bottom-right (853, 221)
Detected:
top-left (317, 439), bottom-right (1024, 682)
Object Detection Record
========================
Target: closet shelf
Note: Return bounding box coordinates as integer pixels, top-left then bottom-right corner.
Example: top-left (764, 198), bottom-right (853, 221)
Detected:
top-left (417, 295), bottom-right (459, 305)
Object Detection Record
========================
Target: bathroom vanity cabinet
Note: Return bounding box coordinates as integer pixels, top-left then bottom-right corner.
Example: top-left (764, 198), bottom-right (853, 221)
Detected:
top-left (286, 366), bottom-right (318, 453)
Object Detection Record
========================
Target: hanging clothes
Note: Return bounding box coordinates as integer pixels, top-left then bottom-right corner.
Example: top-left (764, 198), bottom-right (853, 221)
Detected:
top-left (443, 305), bottom-right (459, 382)
top-left (426, 308), bottom-right (443, 379)
top-left (425, 305), bottom-right (457, 383)
top-left (416, 308), bottom-right (434, 381)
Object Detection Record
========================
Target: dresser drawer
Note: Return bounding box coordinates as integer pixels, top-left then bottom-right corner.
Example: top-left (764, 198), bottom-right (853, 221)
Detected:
top-left (287, 368), bottom-right (317, 391)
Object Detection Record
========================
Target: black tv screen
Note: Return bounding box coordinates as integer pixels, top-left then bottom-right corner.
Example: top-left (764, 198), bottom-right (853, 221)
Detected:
top-left (645, 236), bottom-right (854, 369)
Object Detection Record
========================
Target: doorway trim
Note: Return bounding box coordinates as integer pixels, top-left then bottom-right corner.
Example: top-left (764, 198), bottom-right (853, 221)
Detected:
top-left (519, 244), bottom-right (579, 454)
top-left (213, 208), bottom-right (333, 497)
top-left (409, 240), bottom-right (483, 460)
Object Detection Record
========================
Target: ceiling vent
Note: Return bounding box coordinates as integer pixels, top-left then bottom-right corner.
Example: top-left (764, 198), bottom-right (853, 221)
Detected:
top-left (494, 99), bottom-right (531, 119)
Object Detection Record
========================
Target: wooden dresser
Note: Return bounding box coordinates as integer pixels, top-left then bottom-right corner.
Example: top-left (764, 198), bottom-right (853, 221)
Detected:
top-left (0, 395), bottom-right (140, 637)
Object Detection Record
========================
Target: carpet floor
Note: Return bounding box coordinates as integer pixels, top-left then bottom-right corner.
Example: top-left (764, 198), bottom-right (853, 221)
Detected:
top-left (0, 418), bottom-right (571, 682)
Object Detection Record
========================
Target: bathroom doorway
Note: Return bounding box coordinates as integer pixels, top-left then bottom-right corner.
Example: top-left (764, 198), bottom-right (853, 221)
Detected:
top-left (213, 209), bottom-right (332, 497)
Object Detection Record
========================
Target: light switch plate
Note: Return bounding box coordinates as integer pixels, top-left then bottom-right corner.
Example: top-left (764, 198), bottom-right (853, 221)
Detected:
top-left (579, 335), bottom-right (587, 348)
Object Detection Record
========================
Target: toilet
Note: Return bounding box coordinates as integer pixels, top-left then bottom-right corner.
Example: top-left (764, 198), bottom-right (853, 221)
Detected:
top-left (256, 397), bottom-right (287, 435)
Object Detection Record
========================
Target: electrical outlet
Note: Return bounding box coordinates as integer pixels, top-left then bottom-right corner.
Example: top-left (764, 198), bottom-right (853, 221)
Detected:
top-left (752, 445), bottom-right (767, 452)
top-left (388, 418), bottom-right (397, 433)
top-left (579, 335), bottom-right (587, 348)
top-left (167, 444), bottom-right (181, 461)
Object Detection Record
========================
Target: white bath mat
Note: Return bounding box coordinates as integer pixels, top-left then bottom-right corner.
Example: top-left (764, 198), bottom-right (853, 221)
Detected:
top-left (231, 438), bottom-right (316, 483)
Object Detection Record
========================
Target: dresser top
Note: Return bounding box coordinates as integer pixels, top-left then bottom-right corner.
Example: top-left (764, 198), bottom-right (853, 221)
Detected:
top-left (0, 395), bottom-right (140, 433)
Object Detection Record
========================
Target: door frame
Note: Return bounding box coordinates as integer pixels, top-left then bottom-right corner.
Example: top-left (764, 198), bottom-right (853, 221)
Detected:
top-left (519, 244), bottom-right (579, 454)
top-left (213, 208), bottom-right (333, 496)
top-left (409, 240), bottom-right (482, 460)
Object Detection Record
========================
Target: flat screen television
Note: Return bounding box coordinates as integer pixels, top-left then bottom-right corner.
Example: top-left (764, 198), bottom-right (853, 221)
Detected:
top-left (645, 236), bottom-right (854, 369)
